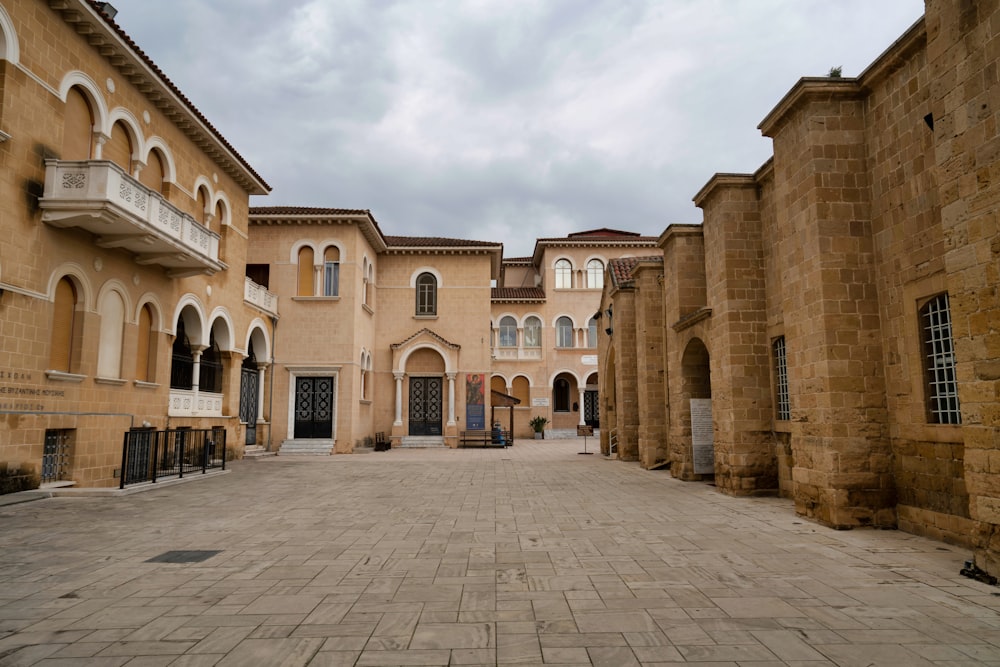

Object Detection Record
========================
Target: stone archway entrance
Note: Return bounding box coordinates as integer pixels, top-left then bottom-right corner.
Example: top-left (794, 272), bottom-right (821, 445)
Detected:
top-left (390, 329), bottom-right (460, 446)
top-left (680, 338), bottom-right (713, 479)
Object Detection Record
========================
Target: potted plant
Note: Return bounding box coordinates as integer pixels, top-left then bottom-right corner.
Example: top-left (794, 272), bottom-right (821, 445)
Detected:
top-left (529, 415), bottom-right (549, 439)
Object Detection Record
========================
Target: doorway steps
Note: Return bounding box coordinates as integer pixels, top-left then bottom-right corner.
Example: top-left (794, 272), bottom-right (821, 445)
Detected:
top-left (546, 429), bottom-right (601, 440)
top-left (243, 445), bottom-right (276, 459)
top-left (278, 439), bottom-right (334, 456)
top-left (399, 436), bottom-right (447, 448)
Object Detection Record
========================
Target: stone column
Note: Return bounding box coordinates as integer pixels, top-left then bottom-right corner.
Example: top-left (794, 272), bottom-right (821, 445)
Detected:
top-left (190, 346), bottom-right (205, 413)
top-left (577, 387), bottom-right (586, 426)
top-left (447, 373), bottom-right (456, 426)
top-left (393, 372), bottom-right (404, 425)
top-left (256, 363), bottom-right (267, 422)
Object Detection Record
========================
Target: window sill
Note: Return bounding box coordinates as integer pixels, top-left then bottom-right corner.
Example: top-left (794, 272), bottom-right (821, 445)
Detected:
top-left (94, 376), bottom-right (128, 386)
top-left (414, 315), bottom-right (438, 320)
top-left (292, 296), bottom-right (340, 301)
top-left (45, 370), bottom-right (86, 383)
top-left (554, 346), bottom-right (576, 350)
top-left (362, 304), bottom-right (374, 315)
top-left (360, 399), bottom-right (372, 405)
top-left (133, 380), bottom-right (160, 389)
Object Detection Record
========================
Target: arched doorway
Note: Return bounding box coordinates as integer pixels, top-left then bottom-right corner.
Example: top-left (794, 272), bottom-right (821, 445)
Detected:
top-left (407, 348), bottom-right (445, 436)
top-left (681, 338), bottom-right (713, 477)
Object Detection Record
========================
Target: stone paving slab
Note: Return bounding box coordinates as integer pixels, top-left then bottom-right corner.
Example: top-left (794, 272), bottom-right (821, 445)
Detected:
top-left (0, 438), bottom-right (998, 666)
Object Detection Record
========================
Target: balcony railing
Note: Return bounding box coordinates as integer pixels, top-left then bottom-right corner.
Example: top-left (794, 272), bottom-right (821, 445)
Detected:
top-left (39, 160), bottom-right (224, 277)
top-left (168, 388), bottom-right (223, 417)
top-left (492, 347), bottom-right (543, 361)
top-left (244, 277), bottom-right (278, 317)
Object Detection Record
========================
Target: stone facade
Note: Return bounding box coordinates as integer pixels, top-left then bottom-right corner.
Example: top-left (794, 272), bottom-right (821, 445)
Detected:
top-left (600, 3), bottom-right (1000, 577)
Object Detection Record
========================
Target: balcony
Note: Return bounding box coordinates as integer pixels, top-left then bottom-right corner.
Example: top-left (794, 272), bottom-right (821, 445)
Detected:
top-left (244, 277), bottom-right (278, 317)
top-left (39, 160), bottom-right (224, 277)
top-left (492, 347), bottom-right (542, 361)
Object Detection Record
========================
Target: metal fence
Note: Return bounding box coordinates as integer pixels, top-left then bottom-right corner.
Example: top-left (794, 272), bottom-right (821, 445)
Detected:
top-left (120, 427), bottom-right (226, 489)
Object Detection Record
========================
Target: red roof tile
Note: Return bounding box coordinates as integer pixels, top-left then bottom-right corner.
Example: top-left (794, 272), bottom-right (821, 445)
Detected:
top-left (250, 206), bottom-right (371, 216)
top-left (608, 256), bottom-right (662, 288)
top-left (385, 236), bottom-right (502, 249)
top-left (491, 287), bottom-right (546, 301)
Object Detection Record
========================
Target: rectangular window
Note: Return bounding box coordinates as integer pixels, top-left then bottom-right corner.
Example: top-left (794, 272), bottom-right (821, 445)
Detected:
top-left (772, 336), bottom-right (790, 421)
top-left (921, 293), bottom-right (961, 424)
top-left (323, 262), bottom-right (339, 297)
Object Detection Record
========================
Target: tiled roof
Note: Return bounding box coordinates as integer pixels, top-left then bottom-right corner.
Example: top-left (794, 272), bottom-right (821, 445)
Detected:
top-left (503, 256), bottom-right (533, 264)
top-left (385, 236), bottom-right (501, 249)
top-left (491, 287), bottom-right (546, 301)
top-left (608, 256), bottom-right (663, 288)
top-left (567, 228), bottom-right (642, 238)
top-left (84, 1), bottom-right (269, 193)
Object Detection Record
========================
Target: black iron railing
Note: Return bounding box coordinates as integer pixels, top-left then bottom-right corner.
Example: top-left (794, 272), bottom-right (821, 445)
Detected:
top-left (120, 427), bottom-right (226, 489)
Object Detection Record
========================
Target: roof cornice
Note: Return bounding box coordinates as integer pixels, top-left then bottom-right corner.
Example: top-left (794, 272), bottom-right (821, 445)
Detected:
top-left (758, 78), bottom-right (864, 138)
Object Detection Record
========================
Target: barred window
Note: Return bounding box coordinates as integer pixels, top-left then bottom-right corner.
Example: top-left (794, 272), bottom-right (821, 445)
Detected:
top-left (921, 293), bottom-right (961, 424)
top-left (772, 336), bottom-right (790, 421)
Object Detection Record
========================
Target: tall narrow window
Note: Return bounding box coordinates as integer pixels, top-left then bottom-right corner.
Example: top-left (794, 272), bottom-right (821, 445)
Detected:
top-left (63, 87), bottom-right (94, 160)
top-left (367, 264), bottom-right (374, 307)
top-left (297, 246), bottom-right (314, 296)
top-left (554, 378), bottom-right (570, 412)
top-left (523, 316), bottom-right (541, 348)
top-left (323, 246), bottom-right (340, 297)
top-left (416, 272), bottom-right (437, 316)
top-left (105, 121), bottom-right (133, 174)
top-left (200, 331), bottom-right (222, 394)
top-left (921, 293), bottom-right (961, 424)
top-left (555, 259), bottom-right (572, 289)
top-left (136, 304), bottom-right (154, 383)
top-left (362, 258), bottom-right (369, 305)
top-left (587, 317), bottom-right (598, 348)
top-left (556, 316), bottom-right (574, 348)
top-left (50, 277), bottom-right (78, 372)
top-left (587, 259), bottom-right (604, 289)
top-left (170, 319), bottom-right (193, 389)
top-left (140, 148), bottom-right (165, 193)
top-left (96, 291), bottom-right (125, 379)
top-left (499, 316), bottom-right (517, 347)
top-left (773, 336), bottom-right (790, 421)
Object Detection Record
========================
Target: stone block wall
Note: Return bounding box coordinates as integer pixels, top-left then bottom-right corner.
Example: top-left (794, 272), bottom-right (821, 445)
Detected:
top-left (632, 262), bottom-right (668, 469)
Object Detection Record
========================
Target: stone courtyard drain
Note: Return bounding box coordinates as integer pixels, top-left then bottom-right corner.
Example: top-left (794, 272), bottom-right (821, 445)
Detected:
top-left (146, 550), bottom-right (222, 564)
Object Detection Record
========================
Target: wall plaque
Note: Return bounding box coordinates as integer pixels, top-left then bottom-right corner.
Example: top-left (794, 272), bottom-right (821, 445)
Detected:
top-left (691, 398), bottom-right (714, 475)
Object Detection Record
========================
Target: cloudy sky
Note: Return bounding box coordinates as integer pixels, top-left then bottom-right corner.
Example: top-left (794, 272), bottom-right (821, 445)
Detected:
top-left (109, 0), bottom-right (924, 257)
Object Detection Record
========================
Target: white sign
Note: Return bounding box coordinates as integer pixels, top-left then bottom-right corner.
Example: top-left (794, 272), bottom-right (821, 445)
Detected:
top-left (581, 355), bottom-right (598, 366)
top-left (691, 398), bottom-right (714, 475)
top-left (531, 397), bottom-right (549, 407)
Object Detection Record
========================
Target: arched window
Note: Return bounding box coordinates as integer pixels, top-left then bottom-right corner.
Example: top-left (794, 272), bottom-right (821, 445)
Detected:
top-left (587, 259), bottom-right (604, 289)
top-left (170, 319), bottom-right (194, 389)
top-left (416, 272), bottom-right (437, 316)
top-left (63, 87), bottom-right (93, 160)
top-left (362, 258), bottom-right (369, 305)
top-left (96, 290), bottom-right (125, 379)
top-left (499, 316), bottom-right (517, 347)
top-left (104, 121), bottom-right (132, 174)
top-left (136, 304), bottom-right (155, 383)
top-left (297, 246), bottom-right (314, 296)
top-left (512, 376), bottom-right (530, 404)
top-left (195, 187), bottom-right (210, 228)
top-left (555, 259), bottom-right (572, 289)
top-left (50, 277), bottom-right (79, 372)
top-left (587, 316), bottom-right (598, 348)
top-left (554, 378), bottom-right (571, 412)
top-left (556, 316), bottom-right (574, 348)
top-left (323, 246), bottom-right (340, 297)
top-left (199, 331), bottom-right (222, 393)
top-left (140, 148), bottom-right (166, 193)
top-left (524, 316), bottom-right (541, 348)
top-left (367, 263), bottom-right (375, 307)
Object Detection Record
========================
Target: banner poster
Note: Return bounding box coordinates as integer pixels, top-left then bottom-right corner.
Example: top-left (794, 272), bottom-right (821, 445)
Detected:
top-left (466, 373), bottom-right (485, 430)
top-left (691, 398), bottom-right (714, 475)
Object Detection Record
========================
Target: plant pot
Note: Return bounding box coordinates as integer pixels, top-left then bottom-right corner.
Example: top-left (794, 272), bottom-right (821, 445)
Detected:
top-left (534, 432), bottom-right (543, 439)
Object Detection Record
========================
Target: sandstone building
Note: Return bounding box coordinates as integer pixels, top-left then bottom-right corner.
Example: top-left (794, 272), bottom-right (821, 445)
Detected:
top-left (600, 2), bottom-right (1000, 579)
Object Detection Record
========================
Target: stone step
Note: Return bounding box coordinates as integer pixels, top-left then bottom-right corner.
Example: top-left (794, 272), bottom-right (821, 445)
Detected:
top-left (399, 436), bottom-right (447, 448)
top-left (545, 429), bottom-right (601, 440)
top-left (242, 445), bottom-right (276, 459)
top-left (278, 439), bottom-right (334, 456)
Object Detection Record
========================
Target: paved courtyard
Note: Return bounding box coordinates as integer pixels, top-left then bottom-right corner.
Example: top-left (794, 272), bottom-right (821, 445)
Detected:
top-left (0, 438), bottom-right (998, 666)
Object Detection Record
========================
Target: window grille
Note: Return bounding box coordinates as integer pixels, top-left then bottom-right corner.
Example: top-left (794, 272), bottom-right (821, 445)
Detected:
top-left (921, 293), bottom-right (961, 424)
top-left (773, 336), bottom-right (790, 420)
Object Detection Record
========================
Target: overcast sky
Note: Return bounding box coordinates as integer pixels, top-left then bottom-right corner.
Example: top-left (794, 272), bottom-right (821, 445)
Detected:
top-left (108, 0), bottom-right (924, 257)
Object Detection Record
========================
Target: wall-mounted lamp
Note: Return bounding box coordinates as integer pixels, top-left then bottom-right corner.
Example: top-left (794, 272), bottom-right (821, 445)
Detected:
top-left (98, 2), bottom-right (118, 19)
top-left (605, 327), bottom-right (613, 336)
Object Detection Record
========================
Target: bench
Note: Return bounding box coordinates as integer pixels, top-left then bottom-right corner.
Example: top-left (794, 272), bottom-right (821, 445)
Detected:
top-left (459, 430), bottom-right (510, 448)
top-left (374, 432), bottom-right (390, 451)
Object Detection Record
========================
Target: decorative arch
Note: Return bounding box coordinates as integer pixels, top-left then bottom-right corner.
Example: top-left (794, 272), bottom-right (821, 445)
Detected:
top-left (396, 342), bottom-right (453, 374)
top-left (548, 369), bottom-right (583, 386)
top-left (212, 191), bottom-right (233, 227)
top-left (0, 3), bottom-right (20, 64)
top-left (170, 294), bottom-right (207, 343)
top-left (191, 175), bottom-right (215, 202)
top-left (96, 279), bottom-right (133, 320)
top-left (409, 266), bottom-right (443, 287)
top-left (96, 286), bottom-right (128, 379)
top-left (142, 137), bottom-right (178, 183)
top-left (57, 72), bottom-right (108, 130)
top-left (47, 263), bottom-right (94, 311)
top-left (288, 239), bottom-right (318, 263)
top-left (134, 293), bottom-right (165, 330)
top-left (245, 318), bottom-right (272, 361)
top-left (207, 307), bottom-right (236, 351)
top-left (105, 107), bottom-right (144, 157)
